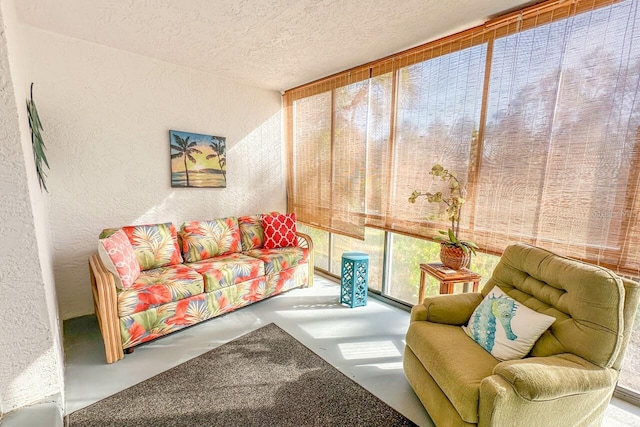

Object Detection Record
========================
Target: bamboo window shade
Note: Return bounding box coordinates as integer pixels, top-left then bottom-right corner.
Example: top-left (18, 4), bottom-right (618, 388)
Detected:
top-left (284, 67), bottom-right (371, 239)
top-left (284, 0), bottom-right (640, 276)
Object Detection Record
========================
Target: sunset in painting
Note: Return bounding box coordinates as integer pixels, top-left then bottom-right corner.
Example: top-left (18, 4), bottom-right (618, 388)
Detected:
top-left (170, 130), bottom-right (226, 188)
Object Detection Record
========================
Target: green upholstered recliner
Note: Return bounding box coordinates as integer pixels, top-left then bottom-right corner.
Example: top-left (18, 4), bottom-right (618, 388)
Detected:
top-left (404, 243), bottom-right (640, 427)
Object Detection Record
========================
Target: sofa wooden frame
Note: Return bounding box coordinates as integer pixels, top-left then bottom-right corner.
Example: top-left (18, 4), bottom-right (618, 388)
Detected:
top-left (90, 232), bottom-right (314, 364)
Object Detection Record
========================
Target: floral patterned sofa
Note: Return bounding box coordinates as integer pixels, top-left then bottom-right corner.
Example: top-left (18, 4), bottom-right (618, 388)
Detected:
top-left (89, 213), bottom-right (313, 363)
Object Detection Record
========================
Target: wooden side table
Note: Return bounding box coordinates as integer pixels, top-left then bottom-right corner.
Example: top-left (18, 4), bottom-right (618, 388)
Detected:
top-left (418, 263), bottom-right (481, 303)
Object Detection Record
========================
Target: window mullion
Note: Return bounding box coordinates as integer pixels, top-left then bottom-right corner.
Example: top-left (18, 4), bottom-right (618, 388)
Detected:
top-left (381, 231), bottom-right (393, 296)
top-left (381, 63), bottom-right (399, 230)
top-left (466, 38), bottom-right (494, 235)
top-left (329, 90), bottom-right (335, 230)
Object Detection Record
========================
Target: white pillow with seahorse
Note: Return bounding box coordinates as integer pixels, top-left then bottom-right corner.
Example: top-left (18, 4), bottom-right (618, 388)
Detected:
top-left (462, 286), bottom-right (555, 361)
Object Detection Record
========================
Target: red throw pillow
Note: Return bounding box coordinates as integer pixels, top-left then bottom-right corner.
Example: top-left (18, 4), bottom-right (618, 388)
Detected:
top-left (262, 213), bottom-right (298, 249)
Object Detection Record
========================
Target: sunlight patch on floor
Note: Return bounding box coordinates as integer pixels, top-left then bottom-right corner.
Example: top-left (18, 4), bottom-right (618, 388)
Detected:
top-left (357, 361), bottom-right (404, 370)
top-left (297, 319), bottom-right (388, 339)
top-left (338, 341), bottom-right (402, 360)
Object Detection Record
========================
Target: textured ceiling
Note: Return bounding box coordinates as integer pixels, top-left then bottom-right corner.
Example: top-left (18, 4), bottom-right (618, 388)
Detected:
top-left (14, 0), bottom-right (538, 91)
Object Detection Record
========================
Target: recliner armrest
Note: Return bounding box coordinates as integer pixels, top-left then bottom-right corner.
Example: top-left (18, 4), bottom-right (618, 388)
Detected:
top-left (491, 353), bottom-right (617, 401)
top-left (411, 292), bottom-right (483, 325)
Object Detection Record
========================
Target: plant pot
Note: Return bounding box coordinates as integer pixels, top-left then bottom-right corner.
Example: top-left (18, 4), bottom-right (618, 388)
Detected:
top-left (439, 243), bottom-right (470, 270)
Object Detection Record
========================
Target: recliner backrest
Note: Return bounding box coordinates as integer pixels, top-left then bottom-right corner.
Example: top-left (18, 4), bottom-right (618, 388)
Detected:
top-left (481, 243), bottom-right (630, 368)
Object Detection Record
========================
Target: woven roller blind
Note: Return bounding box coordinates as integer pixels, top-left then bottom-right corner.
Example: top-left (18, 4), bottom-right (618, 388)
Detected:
top-left (284, 68), bottom-right (370, 239)
top-left (469, 0), bottom-right (640, 274)
top-left (284, 0), bottom-right (640, 275)
top-left (376, 41), bottom-right (488, 238)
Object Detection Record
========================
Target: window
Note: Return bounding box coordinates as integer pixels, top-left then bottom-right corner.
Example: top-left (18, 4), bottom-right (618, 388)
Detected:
top-left (290, 93), bottom-right (332, 233)
top-left (330, 228), bottom-right (385, 292)
top-left (387, 234), bottom-right (440, 302)
top-left (382, 44), bottom-right (487, 239)
top-left (297, 224), bottom-right (330, 271)
top-left (303, 223), bottom-right (501, 304)
top-left (472, 1), bottom-right (640, 274)
top-left (287, 69), bottom-right (370, 239)
top-left (286, 0), bottom-right (640, 276)
top-left (297, 224), bottom-right (385, 292)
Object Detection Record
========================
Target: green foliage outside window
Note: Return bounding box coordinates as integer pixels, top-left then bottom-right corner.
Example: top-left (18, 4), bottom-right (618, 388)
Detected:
top-left (300, 224), bottom-right (499, 305)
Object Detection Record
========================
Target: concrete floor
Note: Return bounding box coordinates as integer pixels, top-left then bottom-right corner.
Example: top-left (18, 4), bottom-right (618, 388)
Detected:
top-left (4, 275), bottom-right (640, 426)
top-left (63, 276), bottom-right (432, 426)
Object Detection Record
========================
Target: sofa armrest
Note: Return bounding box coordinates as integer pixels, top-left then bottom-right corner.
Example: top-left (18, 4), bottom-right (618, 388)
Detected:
top-left (89, 254), bottom-right (124, 363)
top-left (296, 232), bottom-right (314, 288)
top-left (491, 353), bottom-right (617, 401)
top-left (411, 292), bottom-right (483, 325)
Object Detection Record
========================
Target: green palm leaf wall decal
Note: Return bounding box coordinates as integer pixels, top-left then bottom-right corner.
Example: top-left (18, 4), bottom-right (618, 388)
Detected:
top-left (26, 83), bottom-right (49, 192)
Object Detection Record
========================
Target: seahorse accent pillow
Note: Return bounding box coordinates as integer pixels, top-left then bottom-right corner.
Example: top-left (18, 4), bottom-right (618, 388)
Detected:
top-left (462, 286), bottom-right (555, 361)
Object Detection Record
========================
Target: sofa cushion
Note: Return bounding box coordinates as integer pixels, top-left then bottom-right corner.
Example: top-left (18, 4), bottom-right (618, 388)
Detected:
top-left (406, 321), bottom-right (499, 424)
top-left (243, 247), bottom-right (309, 275)
top-left (463, 286), bottom-right (555, 361)
top-left (98, 229), bottom-right (140, 289)
top-left (120, 293), bottom-right (209, 349)
top-left (262, 213), bottom-right (298, 249)
top-left (180, 217), bottom-right (242, 262)
top-left (238, 214), bottom-right (265, 251)
top-left (109, 223), bottom-right (183, 271)
top-left (266, 266), bottom-right (309, 294)
top-left (188, 253), bottom-right (265, 292)
top-left (117, 264), bottom-right (204, 317)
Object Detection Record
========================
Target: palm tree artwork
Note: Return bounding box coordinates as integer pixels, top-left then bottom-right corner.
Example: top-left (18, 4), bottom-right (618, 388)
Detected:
top-left (206, 136), bottom-right (226, 184)
top-left (170, 130), bottom-right (226, 188)
top-left (170, 134), bottom-right (200, 186)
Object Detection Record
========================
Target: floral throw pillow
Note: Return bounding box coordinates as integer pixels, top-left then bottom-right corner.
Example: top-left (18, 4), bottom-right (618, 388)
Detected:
top-left (98, 229), bottom-right (141, 289)
top-left (238, 212), bottom-right (284, 251)
top-left (262, 213), bottom-right (298, 249)
top-left (180, 217), bottom-right (242, 263)
top-left (120, 223), bottom-right (183, 271)
top-left (238, 215), bottom-right (265, 251)
top-left (462, 286), bottom-right (555, 361)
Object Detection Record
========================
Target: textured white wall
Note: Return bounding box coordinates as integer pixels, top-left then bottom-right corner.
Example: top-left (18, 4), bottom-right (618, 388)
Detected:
top-left (0, 0), bottom-right (64, 415)
top-left (17, 25), bottom-right (285, 319)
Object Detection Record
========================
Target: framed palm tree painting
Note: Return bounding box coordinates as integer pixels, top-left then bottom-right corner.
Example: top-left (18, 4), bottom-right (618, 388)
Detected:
top-left (170, 130), bottom-right (226, 188)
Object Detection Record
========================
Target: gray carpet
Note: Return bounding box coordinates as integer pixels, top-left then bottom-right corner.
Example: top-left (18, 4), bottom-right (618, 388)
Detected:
top-left (67, 323), bottom-right (417, 426)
